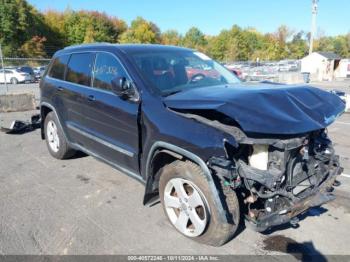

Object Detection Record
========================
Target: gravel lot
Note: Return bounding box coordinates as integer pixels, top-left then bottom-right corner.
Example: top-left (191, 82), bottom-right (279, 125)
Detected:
top-left (0, 81), bottom-right (350, 258)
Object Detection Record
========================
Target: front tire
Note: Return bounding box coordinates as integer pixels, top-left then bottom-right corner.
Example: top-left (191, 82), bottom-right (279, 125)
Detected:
top-left (44, 112), bottom-right (75, 159)
top-left (159, 160), bottom-right (240, 246)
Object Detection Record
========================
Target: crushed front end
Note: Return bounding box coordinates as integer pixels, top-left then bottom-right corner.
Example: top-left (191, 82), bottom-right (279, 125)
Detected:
top-left (209, 129), bottom-right (343, 232)
top-left (166, 84), bottom-right (346, 232)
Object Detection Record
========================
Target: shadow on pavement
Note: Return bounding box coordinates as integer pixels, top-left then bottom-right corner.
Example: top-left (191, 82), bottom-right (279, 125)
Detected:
top-left (263, 235), bottom-right (326, 261)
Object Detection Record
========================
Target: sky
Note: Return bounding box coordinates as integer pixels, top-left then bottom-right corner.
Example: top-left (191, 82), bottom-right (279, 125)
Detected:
top-left (28, 0), bottom-right (350, 36)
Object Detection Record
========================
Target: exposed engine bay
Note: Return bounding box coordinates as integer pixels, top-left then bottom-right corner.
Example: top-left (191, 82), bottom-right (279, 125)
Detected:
top-left (236, 130), bottom-right (341, 231)
top-left (174, 109), bottom-right (343, 231)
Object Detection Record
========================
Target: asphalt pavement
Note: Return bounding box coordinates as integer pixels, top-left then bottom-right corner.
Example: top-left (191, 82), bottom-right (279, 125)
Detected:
top-left (0, 81), bottom-right (349, 257)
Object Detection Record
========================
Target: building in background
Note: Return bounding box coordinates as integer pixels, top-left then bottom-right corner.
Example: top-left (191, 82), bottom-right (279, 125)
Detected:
top-left (301, 52), bottom-right (341, 81)
top-left (334, 59), bottom-right (350, 79)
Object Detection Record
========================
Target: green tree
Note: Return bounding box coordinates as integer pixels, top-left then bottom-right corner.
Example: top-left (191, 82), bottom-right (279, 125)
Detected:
top-left (0, 0), bottom-right (49, 56)
top-left (206, 30), bottom-right (230, 61)
top-left (41, 9), bottom-right (67, 53)
top-left (182, 27), bottom-right (207, 51)
top-left (273, 25), bottom-right (292, 59)
top-left (119, 17), bottom-right (161, 44)
top-left (20, 36), bottom-right (47, 57)
top-left (2, 0), bottom-right (350, 61)
top-left (161, 30), bottom-right (182, 46)
top-left (208, 25), bottom-right (267, 61)
top-left (288, 31), bottom-right (308, 59)
top-left (318, 35), bottom-right (350, 58)
top-left (64, 11), bottom-right (123, 45)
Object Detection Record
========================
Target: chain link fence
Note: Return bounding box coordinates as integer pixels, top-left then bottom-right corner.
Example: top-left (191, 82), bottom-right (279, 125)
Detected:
top-left (1, 57), bottom-right (50, 67)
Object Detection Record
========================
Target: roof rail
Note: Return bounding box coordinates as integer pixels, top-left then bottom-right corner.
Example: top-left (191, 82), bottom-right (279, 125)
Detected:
top-left (63, 42), bottom-right (112, 50)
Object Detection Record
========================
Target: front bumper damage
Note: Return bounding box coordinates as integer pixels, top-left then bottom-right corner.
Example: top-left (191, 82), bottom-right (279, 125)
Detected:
top-left (208, 129), bottom-right (343, 232)
top-left (243, 164), bottom-right (341, 232)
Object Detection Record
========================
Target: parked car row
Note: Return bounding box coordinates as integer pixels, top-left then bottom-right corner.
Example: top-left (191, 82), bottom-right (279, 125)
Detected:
top-left (225, 60), bottom-right (300, 81)
top-left (0, 65), bottom-right (47, 84)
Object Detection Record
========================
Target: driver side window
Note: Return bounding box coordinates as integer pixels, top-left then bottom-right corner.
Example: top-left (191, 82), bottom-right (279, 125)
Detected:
top-left (93, 53), bottom-right (127, 91)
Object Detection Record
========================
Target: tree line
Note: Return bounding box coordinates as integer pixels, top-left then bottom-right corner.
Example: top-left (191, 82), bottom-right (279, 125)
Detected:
top-left (1, 0), bottom-right (349, 61)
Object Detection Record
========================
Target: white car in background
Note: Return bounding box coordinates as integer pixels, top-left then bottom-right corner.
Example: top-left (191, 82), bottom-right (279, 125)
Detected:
top-left (0, 68), bottom-right (31, 84)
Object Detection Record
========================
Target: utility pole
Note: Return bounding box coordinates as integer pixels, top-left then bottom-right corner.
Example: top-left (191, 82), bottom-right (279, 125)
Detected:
top-left (0, 44), bottom-right (8, 92)
top-left (309, 0), bottom-right (319, 54)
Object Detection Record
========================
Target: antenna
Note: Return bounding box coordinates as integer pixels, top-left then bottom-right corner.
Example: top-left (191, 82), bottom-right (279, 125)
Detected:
top-left (309, 0), bottom-right (319, 54)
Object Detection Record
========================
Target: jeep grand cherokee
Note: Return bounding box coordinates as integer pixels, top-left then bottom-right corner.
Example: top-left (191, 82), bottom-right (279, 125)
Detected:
top-left (40, 44), bottom-right (345, 246)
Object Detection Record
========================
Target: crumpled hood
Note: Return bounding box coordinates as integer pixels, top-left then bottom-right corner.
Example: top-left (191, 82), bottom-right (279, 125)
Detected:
top-left (164, 84), bottom-right (345, 135)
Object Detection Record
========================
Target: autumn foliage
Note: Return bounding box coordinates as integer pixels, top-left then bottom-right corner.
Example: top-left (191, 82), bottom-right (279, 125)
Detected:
top-left (0, 0), bottom-right (349, 61)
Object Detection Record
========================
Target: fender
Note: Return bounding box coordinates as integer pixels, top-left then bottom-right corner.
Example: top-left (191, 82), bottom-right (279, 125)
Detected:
top-left (144, 141), bottom-right (229, 224)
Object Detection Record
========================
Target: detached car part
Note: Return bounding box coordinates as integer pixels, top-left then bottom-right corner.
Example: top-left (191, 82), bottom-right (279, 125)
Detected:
top-left (1, 114), bottom-right (41, 134)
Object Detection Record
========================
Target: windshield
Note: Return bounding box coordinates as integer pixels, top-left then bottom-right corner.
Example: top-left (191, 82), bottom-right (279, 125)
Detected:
top-left (131, 50), bottom-right (240, 96)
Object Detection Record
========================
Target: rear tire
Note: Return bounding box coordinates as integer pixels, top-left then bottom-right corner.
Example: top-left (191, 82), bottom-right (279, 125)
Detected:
top-left (159, 160), bottom-right (240, 246)
top-left (44, 112), bottom-right (75, 159)
top-left (10, 78), bottom-right (18, 84)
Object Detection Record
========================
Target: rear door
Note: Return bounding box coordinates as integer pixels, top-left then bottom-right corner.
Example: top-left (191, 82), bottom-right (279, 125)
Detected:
top-left (43, 54), bottom-right (71, 122)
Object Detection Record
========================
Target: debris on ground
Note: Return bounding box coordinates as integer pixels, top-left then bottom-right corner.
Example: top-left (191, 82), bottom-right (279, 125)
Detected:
top-left (0, 114), bottom-right (41, 134)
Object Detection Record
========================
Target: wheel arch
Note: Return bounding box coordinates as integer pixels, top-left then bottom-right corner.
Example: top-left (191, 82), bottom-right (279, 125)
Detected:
top-left (40, 104), bottom-right (52, 139)
top-left (40, 102), bottom-right (68, 142)
top-left (143, 141), bottom-right (229, 224)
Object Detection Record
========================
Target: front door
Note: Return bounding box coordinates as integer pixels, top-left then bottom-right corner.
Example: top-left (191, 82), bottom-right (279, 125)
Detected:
top-left (67, 52), bottom-right (140, 173)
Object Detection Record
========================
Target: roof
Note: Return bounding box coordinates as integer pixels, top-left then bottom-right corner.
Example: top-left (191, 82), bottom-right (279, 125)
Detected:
top-left (57, 43), bottom-right (192, 56)
top-left (316, 51), bottom-right (341, 60)
top-left (116, 44), bottom-right (192, 53)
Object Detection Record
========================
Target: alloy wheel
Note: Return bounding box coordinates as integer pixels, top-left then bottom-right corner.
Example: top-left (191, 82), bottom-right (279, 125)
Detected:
top-left (46, 120), bottom-right (60, 153)
top-left (163, 178), bottom-right (209, 237)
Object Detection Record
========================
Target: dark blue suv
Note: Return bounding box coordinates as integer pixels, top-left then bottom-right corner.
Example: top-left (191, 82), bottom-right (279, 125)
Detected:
top-left (40, 43), bottom-right (344, 246)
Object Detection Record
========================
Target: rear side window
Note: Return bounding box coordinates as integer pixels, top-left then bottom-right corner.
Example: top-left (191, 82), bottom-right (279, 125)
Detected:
top-left (66, 53), bottom-right (95, 86)
top-left (49, 55), bottom-right (69, 80)
top-left (93, 53), bottom-right (128, 91)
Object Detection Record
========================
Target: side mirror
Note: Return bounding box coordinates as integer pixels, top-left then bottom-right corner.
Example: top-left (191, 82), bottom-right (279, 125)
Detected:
top-left (111, 77), bottom-right (135, 99)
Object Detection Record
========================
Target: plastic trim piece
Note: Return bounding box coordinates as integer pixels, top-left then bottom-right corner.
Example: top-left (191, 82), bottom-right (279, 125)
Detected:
top-left (145, 141), bottom-right (229, 223)
top-left (72, 142), bottom-right (145, 184)
top-left (66, 122), bottom-right (134, 157)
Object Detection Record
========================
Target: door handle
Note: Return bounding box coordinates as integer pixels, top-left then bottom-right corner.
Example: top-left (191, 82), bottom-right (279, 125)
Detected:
top-left (87, 95), bottom-right (95, 102)
top-left (57, 86), bottom-right (64, 91)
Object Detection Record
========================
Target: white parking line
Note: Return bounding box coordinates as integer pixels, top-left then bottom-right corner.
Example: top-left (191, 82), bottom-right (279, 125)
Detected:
top-left (341, 173), bottom-right (350, 178)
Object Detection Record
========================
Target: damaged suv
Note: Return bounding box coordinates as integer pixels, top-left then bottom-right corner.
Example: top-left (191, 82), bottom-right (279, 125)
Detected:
top-left (40, 44), bottom-right (345, 246)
